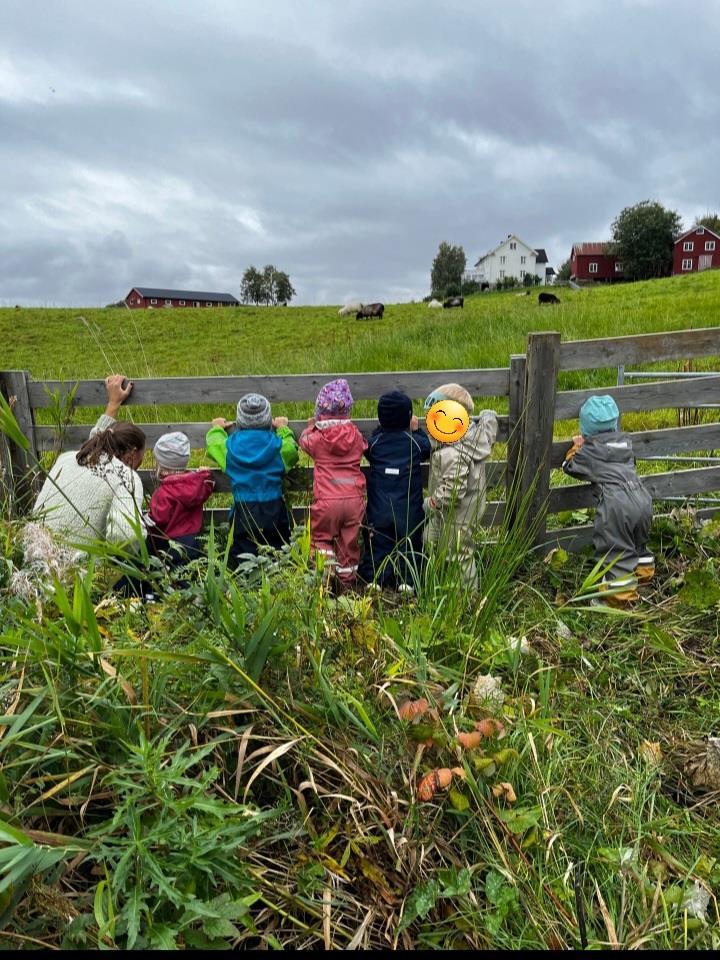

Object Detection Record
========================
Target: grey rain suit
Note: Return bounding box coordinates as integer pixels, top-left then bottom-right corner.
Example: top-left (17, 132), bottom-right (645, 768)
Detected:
top-left (562, 430), bottom-right (652, 577)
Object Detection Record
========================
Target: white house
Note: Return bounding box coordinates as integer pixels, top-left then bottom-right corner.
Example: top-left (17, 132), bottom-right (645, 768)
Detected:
top-left (464, 235), bottom-right (554, 286)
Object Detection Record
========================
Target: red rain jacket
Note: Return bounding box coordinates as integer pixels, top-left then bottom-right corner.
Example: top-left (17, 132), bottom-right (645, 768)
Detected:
top-left (300, 419), bottom-right (367, 501)
top-left (149, 469), bottom-right (215, 538)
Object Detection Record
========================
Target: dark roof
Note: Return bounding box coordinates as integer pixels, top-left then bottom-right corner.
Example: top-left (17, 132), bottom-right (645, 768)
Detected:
top-left (545, 266), bottom-right (556, 275)
top-left (129, 287), bottom-right (239, 303)
top-left (534, 248), bottom-right (548, 263)
top-left (571, 242), bottom-right (614, 256)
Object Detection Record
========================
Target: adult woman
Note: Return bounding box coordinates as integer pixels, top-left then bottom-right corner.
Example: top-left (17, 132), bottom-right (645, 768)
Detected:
top-left (33, 375), bottom-right (147, 550)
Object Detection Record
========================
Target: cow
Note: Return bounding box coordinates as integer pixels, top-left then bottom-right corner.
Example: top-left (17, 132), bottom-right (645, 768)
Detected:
top-left (443, 296), bottom-right (464, 309)
top-left (356, 302), bottom-right (384, 319)
top-left (481, 282), bottom-right (490, 292)
top-left (338, 301), bottom-right (363, 316)
top-left (538, 292), bottom-right (560, 305)
top-left (428, 298), bottom-right (443, 308)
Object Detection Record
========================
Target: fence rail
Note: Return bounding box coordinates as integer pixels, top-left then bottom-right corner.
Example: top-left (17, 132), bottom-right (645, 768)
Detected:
top-left (2, 323), bottom-right (719, 550)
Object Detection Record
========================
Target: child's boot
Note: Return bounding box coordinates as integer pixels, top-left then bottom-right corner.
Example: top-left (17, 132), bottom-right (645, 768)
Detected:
top-left (599, 574), bottom-right (640, 608)
top-left (635, 554), bottom-right (655, 585)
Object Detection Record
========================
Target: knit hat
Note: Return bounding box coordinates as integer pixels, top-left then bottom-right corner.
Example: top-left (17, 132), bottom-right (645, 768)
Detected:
top-left (315, 378), bottom-right (353, 418)
top-left (378, 390), bottom-right (412, 429)
top-left (579, 395), bottom-right (619, 437)
top-left (423, 382), bottom-right (474, 414)
top-left (236, 393), bottom-right (272, 430)
top-left (153, 431), bottom-right (190, 470)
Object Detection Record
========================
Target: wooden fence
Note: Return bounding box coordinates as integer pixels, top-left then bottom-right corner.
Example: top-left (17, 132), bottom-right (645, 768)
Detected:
top-left (2, 325), bottom-right (719, 550)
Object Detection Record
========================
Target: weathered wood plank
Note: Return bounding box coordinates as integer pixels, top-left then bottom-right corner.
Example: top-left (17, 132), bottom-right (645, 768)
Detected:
top-left (138, 459), bottom-right (509, 495)
top-left (202, 500), bottom-right (507, 529)
top-left (541, 506), bottom-right (720, 553)
top-left (550, 422), bottom-right (720, 467)
top-left (0, 370), bottom-right (39, 514)
top-left (519, 333), bottom-right (561, 544)
top-left (548, 466), bottom-right (720, 513)
top-left (35, 416), bottom-right (511, 452)
top-left (28, 368), bottom-right (511, 408)
top-left (559, 327), bottom-right (720, 372)
top-left (554, 375), bottom-right (720, 421)
top-left (505, 354), bottom-right (526, 508)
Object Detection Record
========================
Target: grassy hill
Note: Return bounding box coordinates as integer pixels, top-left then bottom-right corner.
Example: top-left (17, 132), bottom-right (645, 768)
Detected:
top-left (1, 273), bottom-right (720, 949)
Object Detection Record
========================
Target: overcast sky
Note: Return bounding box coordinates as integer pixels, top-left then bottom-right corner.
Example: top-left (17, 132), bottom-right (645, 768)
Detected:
top-left (1, 0), bottom-right (718, 306)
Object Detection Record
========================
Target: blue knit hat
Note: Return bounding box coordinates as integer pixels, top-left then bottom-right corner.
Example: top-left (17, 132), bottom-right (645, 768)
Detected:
top-left (378, 390), bottom-right (412, 429)
top-left (579, 395), bottom-right (619, 437)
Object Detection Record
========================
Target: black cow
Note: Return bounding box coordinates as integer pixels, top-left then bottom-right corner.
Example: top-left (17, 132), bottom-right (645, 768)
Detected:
top-left (356, 302), bottom-right (385, 319)
top-left (443, 296), bottom-right (464, 309)
top-left (481, 282), bottom-right (490, 291)
top-left (538, 292), bottom-right (560, 305)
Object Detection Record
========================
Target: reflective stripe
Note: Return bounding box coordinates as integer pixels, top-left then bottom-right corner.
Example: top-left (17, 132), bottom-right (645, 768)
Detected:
top-left (385, 468), bottom-right (400, 475)
top-left (330, 477), bottom-right (357, 485)
top-left (638, 555), bottom-right (655, 564)
top-left (335, 565), bottom-right (358, 574)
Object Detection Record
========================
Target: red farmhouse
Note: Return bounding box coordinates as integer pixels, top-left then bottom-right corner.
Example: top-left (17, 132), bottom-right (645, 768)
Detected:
top-left (673, 225), bottom-right (720, 275)
top-left (124, 287), bottom-right (240, 309)
top-left (570, 243), bottom-right (624, 283)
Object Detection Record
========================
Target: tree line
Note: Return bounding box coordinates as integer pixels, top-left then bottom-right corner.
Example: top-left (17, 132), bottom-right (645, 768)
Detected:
top-left (240, 265), bottom-right (296, 305)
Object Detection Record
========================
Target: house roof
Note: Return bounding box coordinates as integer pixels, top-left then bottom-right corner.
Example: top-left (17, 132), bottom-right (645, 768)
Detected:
top-left (571, 242), bottom-right (614, 257)
top-left (128, 287), bottom-right (240, 303)
top-left (674, 224), bottom-right (720, 244)
top-left (534, 248), bottom-right (548, 263)
top-left (474, 234), bottom-right (538, 267)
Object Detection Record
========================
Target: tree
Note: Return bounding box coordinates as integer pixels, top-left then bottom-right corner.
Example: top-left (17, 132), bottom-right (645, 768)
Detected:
top-left (698, 212), bottom-right (720, 235)
top-left (430, 242), bottom-right (466, 299)
top-left (556, 258), bottom-right (571, 282)
top-left (611, 200), bottom-right (682, 281)
top-left (240, 264), bottom-right (296, 305)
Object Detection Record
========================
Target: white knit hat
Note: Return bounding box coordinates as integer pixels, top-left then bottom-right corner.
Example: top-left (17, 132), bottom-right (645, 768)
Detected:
top-left (153, 431), bottom-right (190, 469)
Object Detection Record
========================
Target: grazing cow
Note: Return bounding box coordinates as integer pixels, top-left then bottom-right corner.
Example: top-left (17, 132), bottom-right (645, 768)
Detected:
top-left (338, 301), bottom-right (363, 317)
top-left (481, 282), bottom-right (490, 292)
top-left (356, 302), bottom-right (384, 320)
top-left (443, 296), bottom-right (464, 309)
top-left (428, 299), bottom-right (443, 308)
top-left (538, 292), bottom-right (560, 305)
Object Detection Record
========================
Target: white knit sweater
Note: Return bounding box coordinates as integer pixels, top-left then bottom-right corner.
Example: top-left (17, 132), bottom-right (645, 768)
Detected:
top-left (33, 415), bottom-right (147, 550)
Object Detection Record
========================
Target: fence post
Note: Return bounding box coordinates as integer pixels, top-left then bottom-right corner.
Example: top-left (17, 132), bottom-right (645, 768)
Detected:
top-left (506, 353), bottom-right (526, 521)
top-left (518, 333), bottom-right (561, 546)
top-left (0, 371), bottom-right (39, 517)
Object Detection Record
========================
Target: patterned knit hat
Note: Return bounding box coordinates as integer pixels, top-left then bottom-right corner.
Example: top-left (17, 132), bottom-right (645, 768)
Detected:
top-left (153, 431), bottom-right (190, 469)
top-left (378, 390), bottom-right (412, 429)
top-left (315, 378), bottom-right (353, 418)
top-left (236, 393), bottom-right (272, 429)
top-left (423, 382), bottom-right (474, 414)
top-left (579, 395), bottom-right (619, 437)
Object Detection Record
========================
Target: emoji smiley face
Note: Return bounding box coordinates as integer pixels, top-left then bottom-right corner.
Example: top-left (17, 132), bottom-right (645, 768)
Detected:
top-left (425, 400), bottom-right (469, 444)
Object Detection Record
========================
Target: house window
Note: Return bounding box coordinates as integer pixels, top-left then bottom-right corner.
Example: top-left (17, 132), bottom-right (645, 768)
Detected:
top-left (499, 270), bottom-right (505, 279)
top-left (615, 262), bottom-right (623, 272)
top-left (520, 255), bottom-right (526, 264)
top-left (194, 301), bottom-right (200, 307)
top-left (165, 299), bottom-right (172, 305)
top-left (589, 262), bottom-right (598, 274)
top-left (179, 300), bottom-right (186, 305)
top-left (520, 270), bottom-right (526, 278)
top-left (150, 298), bottom-right (157, 304)
top-left (705, 241), bottom-right (716, 251)
top-left (698, 228), bottom-right (705, 234)
top-left (500, 255), bottom-right (505, 264)
top-left (682, 259), bottom-right (693, 271)
top-left (683, 241), bottom-right (694, 251)
top-left (206, 301), bottom-right (212, 307)
top-left (509, 242), bottom-right (516, 250)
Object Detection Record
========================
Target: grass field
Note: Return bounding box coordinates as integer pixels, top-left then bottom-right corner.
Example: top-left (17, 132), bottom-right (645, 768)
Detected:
top-left (1, 274), bottom-right (720, 949)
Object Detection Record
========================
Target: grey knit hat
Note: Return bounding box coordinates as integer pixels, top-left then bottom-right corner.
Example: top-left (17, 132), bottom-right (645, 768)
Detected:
top-left (236, 393), bottom-right (272, 429)
top-left (153, 431), bottom-right (190, 469)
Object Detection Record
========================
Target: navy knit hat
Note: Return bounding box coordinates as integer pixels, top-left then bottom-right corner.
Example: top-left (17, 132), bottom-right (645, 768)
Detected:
top-left (378, 390), bottom-right (412, 429)
top-left (579, 395), bottom-right (619, 437)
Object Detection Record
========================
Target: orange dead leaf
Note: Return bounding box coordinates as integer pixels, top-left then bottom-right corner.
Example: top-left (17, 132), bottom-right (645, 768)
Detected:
top-left (457, 731), bottom-right (484, 750)
top-left (417, 767), bottom-right (456, 801)
top-left (475, 718), bottom-right (505, 738)
top-left (398, 697), bottom-right (430, 722)
top-left (491, 781), bottom-right (517, 803)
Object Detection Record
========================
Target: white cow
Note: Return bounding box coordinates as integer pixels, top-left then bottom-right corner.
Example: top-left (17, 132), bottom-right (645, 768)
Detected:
top-left (338, 301), bottom-right (363, 316)
top-left (428, 299), bottom-right (443, 308)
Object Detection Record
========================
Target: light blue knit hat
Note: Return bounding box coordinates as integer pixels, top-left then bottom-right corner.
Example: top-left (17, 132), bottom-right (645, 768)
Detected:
top-left (579, 395), bottom-right (619, 437)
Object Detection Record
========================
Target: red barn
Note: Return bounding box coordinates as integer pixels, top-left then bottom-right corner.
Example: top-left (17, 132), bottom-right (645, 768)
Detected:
top-left (673, 226), bottom-right (720, 275)
top-left (570, 243), bottom-right (624, 282)
top-left (124, 287), bottom-right (240, 309)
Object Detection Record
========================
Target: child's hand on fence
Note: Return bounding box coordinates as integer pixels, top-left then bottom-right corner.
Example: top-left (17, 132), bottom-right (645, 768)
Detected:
top-left (272, 416), bottom-right (289, 429)
top-left (306, 416), bottom-right (316, 428)
top-left (105, 375), bottom-right (133, 417)
top-left (211, 417), bottom-right (233, 429)
top-left (410, 414), bottom-right (419, 431)
top-left (572, 435), bottom-right (585, 447)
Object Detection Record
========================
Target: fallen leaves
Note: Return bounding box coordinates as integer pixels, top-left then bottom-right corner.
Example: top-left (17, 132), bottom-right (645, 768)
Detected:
top-left (417, 767), bottom-right (465, 801)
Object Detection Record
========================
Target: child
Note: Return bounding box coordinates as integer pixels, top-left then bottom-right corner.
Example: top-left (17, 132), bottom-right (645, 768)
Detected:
top-left (562, 395), bottom-right (654, 604)
top-left (206, 393), bottom-right (299, 565)
top-left (422, 383), bottom-right (498, 589)
top-left (300, 378), bottom-right (367, 591)
top-left (147, 431), bottom-right (215, 564)
top-left (358, 390), bottom-right (431, 591)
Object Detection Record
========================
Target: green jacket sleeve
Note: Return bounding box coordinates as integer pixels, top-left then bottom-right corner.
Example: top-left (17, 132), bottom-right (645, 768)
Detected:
top-left (276, 425), bottom-right (299, 472)
top-left (206, 425), bottom-right (229, 471)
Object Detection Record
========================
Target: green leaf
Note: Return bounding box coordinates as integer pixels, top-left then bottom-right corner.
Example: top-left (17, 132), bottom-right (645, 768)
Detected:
top-left (0, 393), bottom-right (30, 451)
top-left (399, 878), bottom-right (440, 931)
top-left (497, 805), bottom-right (541, 835)
top-left (448, 788), bottom-right (470, 812)
top-left (678, 566), bottom-right (720, 609)
top-left (438, 867), bottom-right (472, 897)
top-left (149, 923), bottom-right (178, 950)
